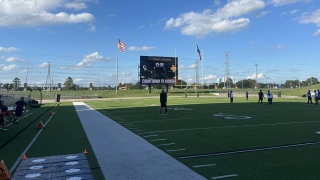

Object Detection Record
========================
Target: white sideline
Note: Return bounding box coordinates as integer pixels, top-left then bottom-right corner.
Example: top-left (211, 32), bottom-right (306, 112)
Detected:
top-left (73, 102), bottom-right (206, 180)
top-left (9, 112), bottom-right (55, 174)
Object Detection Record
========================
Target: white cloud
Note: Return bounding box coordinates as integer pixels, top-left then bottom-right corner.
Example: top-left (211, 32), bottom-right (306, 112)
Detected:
top-left (164, 0), bottom-right (265, 37)
top-left (314, 29), bottom-right (320, 36)
top-left (128, 46), bottom-right (155, 51)
top-left (39, 62), bottom-right (49, 68)
top-left (290, 9), bottom-right (299, 14)
top-left (249, 41), bottom-right (256, 44)
top-left (65, 2), bottom-right (87, 10)
top-left (6, 57), bottom-right (19, 62)
top-left (256, 11), bottom-right (270, 18)
top-left (3, 64), bottom-right (19, 71)
top-left (204, 75), bottom-right (217, 80)
top-left (272, 45), bottom-right (285, 49)
top-left (298, 9), bottom-right (320, 36)
top-left (77, 52), bottom-right (104, 67)
top-left (149, 18), bottom-right (166, 26)
top-left (107, 13), bottom-right (117, 17)
top-left (247, 73), bottom-right (265, 79)
top-left (88, 25), bottom-right (96, 31)
top-left (0, 0), bottom-right (95, 27)
top-left (73, 78), bottom-right (83, 83)
top-left (139, 25), bottom-right (145, 28)
top-left (270, 0), bottom-right (307, 6)
top-left (0, 47), bottom-right (20, 52)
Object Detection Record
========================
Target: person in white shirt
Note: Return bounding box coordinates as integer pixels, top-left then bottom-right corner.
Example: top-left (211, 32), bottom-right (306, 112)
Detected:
top-left (314, 90), bottom-right (318, 105)
top-left (267, 90), bottom-right (273, 105)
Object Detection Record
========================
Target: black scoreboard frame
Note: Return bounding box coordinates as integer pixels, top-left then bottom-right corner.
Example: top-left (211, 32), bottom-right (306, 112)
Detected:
top-left (140, 56), bottom-right (178, 85)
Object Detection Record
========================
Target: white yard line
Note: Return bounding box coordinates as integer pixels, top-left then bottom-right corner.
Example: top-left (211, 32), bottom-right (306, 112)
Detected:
top-left (180, 141), bottom-right (320, 159)
top-left (157, 143), bottom-right (175, 146)
top-left (193, 164), bottom-right (216, 168)
top-left (211, 174), bottom-right (238, 179)
top-left (150, 138), bottom-right (167, 142)
top-left (166, 149), bottom-right (186, 152)
top-left (143, 134), bottom-right (159, 137)
top-left (139, 120), bottom-right (320, 134)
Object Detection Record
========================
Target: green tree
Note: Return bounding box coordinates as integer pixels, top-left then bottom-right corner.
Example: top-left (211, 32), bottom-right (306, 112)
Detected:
top-left (63, 77), bottom-right (75, 90)
top-left (13, 77), bottom-right (21, 91)
top-left (305, 77), bottom-right (319, 86)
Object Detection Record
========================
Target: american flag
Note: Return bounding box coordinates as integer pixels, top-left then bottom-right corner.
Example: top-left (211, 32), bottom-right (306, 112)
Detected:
top-left (118, 39), bottom-right (126, 53)
top-left (196, 44), bottom-right (202, 60)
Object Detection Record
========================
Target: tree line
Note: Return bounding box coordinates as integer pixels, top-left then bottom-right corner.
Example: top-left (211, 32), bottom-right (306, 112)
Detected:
top-left (1, 77), bottom-right (319, 91)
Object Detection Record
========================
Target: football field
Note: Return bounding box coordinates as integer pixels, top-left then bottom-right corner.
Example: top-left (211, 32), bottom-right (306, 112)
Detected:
top-left (87, 96), bottom-right (320, 180)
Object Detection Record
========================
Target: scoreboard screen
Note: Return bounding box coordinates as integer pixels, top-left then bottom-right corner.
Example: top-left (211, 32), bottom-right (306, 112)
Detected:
top-left (140, 56), bottom-right (178, 84)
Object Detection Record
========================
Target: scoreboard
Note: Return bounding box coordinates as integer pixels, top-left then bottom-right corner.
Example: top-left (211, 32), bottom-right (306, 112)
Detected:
top-left (140, 56), bottom-right (178, 84)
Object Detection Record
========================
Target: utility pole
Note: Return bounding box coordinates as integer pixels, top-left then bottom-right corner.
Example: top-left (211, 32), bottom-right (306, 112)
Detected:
top-left (26, 60), bottom-right (28, 85)
top-left (255, 64), bottom-right (258, 89)
top-left (224, 52), bottom-right (230, 89)
top-left (45, 62), bottom-right (51, 94)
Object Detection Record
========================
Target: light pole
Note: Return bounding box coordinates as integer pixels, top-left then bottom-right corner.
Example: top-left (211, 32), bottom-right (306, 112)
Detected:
top-left (26, 60), bottom-right (29, 87)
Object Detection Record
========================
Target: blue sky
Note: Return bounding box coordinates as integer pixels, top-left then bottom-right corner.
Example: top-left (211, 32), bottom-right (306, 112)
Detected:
top-left (0, 0), bottom-right (319, 87)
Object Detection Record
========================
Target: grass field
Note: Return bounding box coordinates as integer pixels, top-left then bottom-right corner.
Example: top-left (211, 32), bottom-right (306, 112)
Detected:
top-left (85, 96), bottom-right (320, 180)
top-left (1, 95), bottom-right (320, 180)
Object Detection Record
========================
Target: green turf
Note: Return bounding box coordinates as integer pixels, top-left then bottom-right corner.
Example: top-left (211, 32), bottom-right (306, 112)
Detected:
top-left (86, 96), bottom-right (320, 180)
top-left (0, 103), bottom-right (104, 179)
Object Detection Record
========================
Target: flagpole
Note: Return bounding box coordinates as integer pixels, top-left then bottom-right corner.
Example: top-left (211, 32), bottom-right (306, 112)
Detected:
top-left (116, 38), bottom-right (118, 96)
top-left (194, 41), bottom-right (197, 94)
top-left (175, 48), bottom-right (177, 86)
top-left (202, 50), bottom-right (204, 86)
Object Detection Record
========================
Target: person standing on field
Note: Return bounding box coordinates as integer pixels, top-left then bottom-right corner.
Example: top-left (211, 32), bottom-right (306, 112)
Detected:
top-left (307, 90), bottom-right (312, 105)
top-left (13, 97), bottom-right (28, 124)
top-left (245, 91), bottom-right (248, 100)
top-left (267, 90), bottom-right (273, 105)
top-left (230, 90), bottom-right (234, 104)
top-left (258, 90), bottom-right (264, 105)
top-left (159, 90), bottom-right (167, 115)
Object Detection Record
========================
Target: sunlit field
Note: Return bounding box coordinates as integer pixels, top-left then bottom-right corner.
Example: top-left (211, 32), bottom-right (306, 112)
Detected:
top-left (86, 96), bottom-right (320, 180)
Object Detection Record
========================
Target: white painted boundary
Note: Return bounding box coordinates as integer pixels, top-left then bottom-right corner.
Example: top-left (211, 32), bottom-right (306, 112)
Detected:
top-left (179, 141), bottom-right (320, 159)
top-left (211, 174), bottom-right (238, 179)
top-left (143, 134), bottom-right (159, 137)
top-left (166, 149), bottom-right (186, 152)
top-left (139, 120), bottom-right (320, 134)
top-left (193, 164), bottom-right (216, 168)
top-left (157, 143), bottom-right (175, 146)
top-left (9, 112), bottom-right (55, 174)
top-left (4, 113), bottom-right (33, 128)
top-left (150, 138), bottom-right (167, 142)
